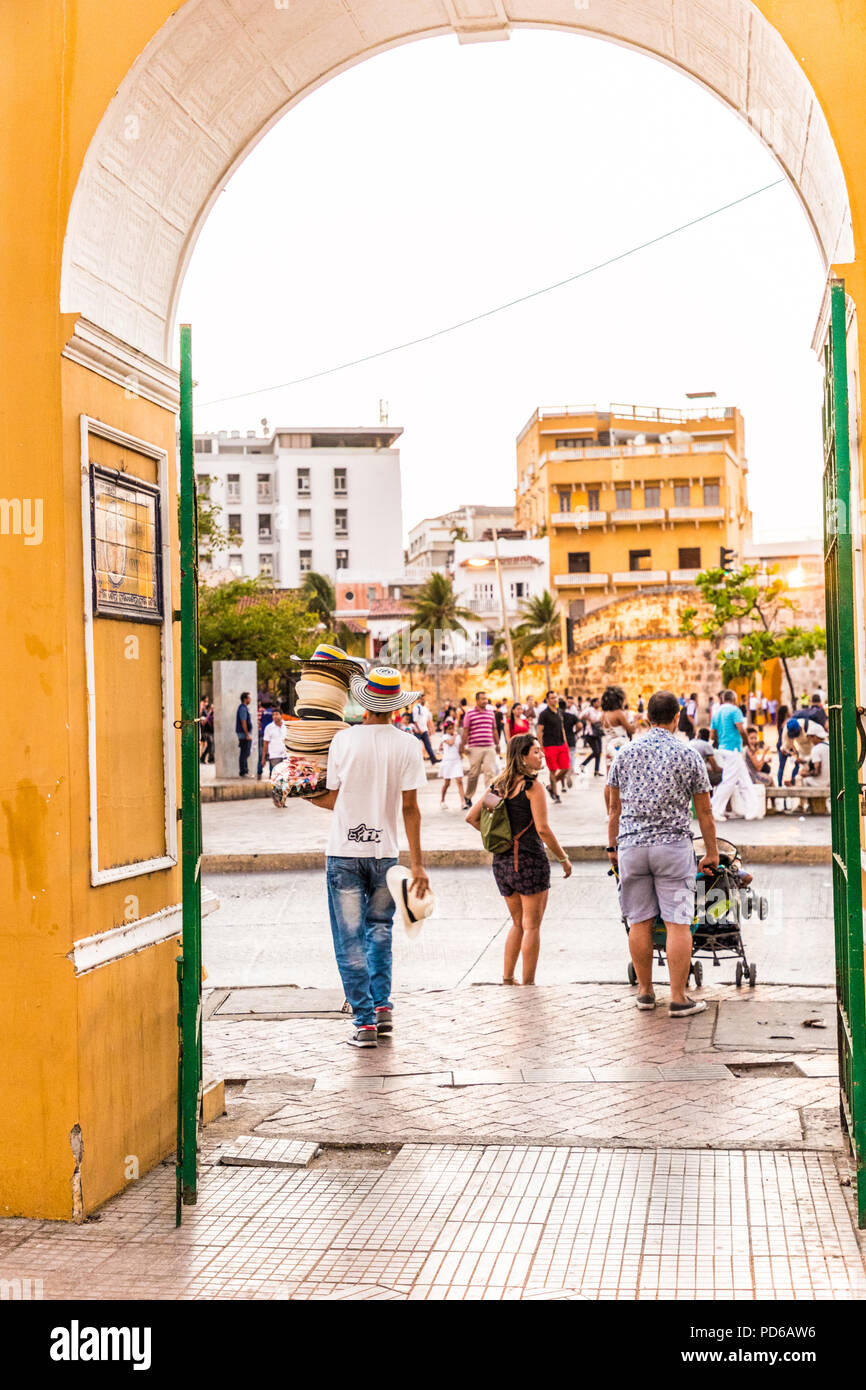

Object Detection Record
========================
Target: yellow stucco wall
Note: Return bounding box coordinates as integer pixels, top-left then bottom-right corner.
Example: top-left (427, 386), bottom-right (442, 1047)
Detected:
top-left (2, 0), bottom-right (866, 1218)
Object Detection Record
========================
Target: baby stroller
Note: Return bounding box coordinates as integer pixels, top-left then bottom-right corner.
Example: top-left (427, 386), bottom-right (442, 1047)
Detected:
top-left (613, 836), bottom-right (768, 989)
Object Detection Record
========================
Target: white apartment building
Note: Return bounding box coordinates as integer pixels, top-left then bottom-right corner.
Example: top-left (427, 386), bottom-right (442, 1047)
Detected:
top-left (452, 536), bottom-right (550, 638)
top-left (194, 424), bottom-right (404, 586)
top-left (407, 504), bottom-right (517, 571)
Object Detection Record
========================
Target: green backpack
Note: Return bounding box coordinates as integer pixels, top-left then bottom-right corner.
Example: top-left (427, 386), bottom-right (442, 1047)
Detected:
top-left (479, 793), bottom-right (513, 855)
top-left (480, 790), bottom-right (532, 862)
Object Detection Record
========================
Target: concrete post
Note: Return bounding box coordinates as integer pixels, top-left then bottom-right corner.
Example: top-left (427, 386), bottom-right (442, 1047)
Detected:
top-left (213, 661), bottom-right (258, 779)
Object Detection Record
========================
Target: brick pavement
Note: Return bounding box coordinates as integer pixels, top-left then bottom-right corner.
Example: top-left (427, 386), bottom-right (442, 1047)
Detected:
top-left (203, 983), bottom-right (841, 1150)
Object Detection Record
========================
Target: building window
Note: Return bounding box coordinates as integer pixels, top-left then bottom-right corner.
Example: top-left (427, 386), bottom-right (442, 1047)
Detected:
top-left (703, 481), bottom-right (720, 506)
top-left (615, 487), bottom-right (632, 509)
top-left (644, 485), bottom-right (660, 508)
top-left (258, 553), bottom-right (273, 578)
top-left (226, 473), bottom-right (241, 502)
top-left (195, 474), bottom-right (211, 498)
top-left (257, 473), bottom-right (273, 502)
top-left (587, 488), bottom-right (600, 512)
top-left (228, 554), bottom-right (243, 575)
top-left (366, 585), bottom-right (377, 603)
top-left (629, 549), bottom-right (652, 572)
top-left (555, 437), bottom-right (587, 448)
top-left (678, 547), bottom-right (701, 570)
top-left (227, 513), bottom-right (242, 540)
top-left (674, 484), bottom-right (691, 506)
top-left (297, 467), bottom-right (311, 495)
top-left (258, 513), bottom-right (272, 540)
top-left (510, 581), bottom-right (527, 599)
top-left (336, 549), bottom-right (349, 570)
top-left (567, 552), bottom-right (591, 574)
top-left (557, 489), bottom-right (571, 513)
top-left (298, 509), bottom-right (312, 537)
top-left (335, 508), bottom-right (348, 537)
top-left (299, 550), bottom-right (312, 573)
top-left (334, 467), bottom-right (347, 495)
top-left (194, 438), bottom-right (212, 454)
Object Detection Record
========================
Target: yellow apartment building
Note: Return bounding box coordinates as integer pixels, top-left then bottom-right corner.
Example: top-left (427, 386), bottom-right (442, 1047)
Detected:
top-left (515, 404), bottom-right (752, 617)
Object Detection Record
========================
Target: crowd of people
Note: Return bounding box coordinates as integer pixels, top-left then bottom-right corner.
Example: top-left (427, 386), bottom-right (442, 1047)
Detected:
top-left (388, 685), bottom-right (831, 817)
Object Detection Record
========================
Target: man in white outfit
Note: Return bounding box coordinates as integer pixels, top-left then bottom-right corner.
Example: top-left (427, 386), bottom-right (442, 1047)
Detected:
top-left (712, 746), bottom-right (759, 821)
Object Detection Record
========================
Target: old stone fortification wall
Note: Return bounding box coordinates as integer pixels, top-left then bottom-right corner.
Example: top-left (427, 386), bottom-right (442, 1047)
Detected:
top-left (408, 586), bottom-right (827, 710)
top-left (565, 589), bottom-right (720, 702)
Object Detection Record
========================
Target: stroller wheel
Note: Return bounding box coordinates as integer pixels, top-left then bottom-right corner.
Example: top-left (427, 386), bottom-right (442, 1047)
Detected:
top-left (749, 962), bottom-right (757, 988)
top-left (627, 961), bottom-right (637, 986)
top-left (692, 960), bottom-right (703, 988)
top-left (735, 960), bottom-right (744, 988)
top-left (758, 896), bottom-right (769, 921)
top-left (740, 891), bottom-right (754, 920)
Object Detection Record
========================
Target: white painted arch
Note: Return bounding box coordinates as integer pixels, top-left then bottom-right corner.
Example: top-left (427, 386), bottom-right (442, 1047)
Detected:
top-left (61, 0), bottom-right (854, 365)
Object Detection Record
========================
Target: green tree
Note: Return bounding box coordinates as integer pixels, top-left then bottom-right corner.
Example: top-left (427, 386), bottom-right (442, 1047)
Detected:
top-left (195, 475), bottom-right (238, 563)
top-left (514, 589), bottom-right (561, 691)
top-left (198, 579), bottom-right (319, 687)
top-left (408, 571), bottom-right (474, 704)
top-left (680, 564), bottom-right (826, 707)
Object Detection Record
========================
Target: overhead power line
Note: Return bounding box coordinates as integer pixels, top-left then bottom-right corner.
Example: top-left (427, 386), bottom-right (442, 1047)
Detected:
top-left (197, 178), bottom-right (786, 408)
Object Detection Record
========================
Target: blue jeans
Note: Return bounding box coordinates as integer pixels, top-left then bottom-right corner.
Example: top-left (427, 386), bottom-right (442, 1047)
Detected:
top-left (326, 856), bottom-right (397, 1027)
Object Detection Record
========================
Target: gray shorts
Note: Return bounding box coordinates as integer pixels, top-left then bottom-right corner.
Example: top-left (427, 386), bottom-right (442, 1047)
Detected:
top-left (618, 841), bottom-right (696, 926)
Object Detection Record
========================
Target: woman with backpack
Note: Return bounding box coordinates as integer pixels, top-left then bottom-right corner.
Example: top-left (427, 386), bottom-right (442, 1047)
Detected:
top-left (466, 733), bottom-right (572, 985)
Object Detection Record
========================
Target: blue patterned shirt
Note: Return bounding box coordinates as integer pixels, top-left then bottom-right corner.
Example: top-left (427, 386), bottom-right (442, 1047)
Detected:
top-left (607, 728), bottom-right (710, 847)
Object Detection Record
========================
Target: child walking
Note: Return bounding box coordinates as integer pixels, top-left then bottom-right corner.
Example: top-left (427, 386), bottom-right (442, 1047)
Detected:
top-left (438, 718), bottom-right (466, 808)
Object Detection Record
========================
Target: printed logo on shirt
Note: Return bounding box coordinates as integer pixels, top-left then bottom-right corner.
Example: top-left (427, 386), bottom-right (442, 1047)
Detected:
top-left (347, 823), bottom-right (383, 844)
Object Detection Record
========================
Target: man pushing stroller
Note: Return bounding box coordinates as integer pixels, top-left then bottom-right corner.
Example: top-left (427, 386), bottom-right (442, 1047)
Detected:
top-left (606, 690), bottom-right (720, 1017)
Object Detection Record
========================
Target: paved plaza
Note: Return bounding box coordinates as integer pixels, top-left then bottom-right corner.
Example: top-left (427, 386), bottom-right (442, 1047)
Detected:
top-left (4, 856), bottom-right (864, 1302)
top-left (201, 769), bottom-right (831, 867)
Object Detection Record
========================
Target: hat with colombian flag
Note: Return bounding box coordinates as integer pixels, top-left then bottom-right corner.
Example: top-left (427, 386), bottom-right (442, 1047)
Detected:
top-left (350, 665), bottom-right (421, 713)
top-left (292, 641), bottom-right (366, 686)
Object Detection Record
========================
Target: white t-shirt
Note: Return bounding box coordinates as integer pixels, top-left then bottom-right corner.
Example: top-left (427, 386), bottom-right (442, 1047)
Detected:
top-left (805, 742), bottom-right (831, 783)
top-left (412, 702), bottom-right (430, 731)
top-left (262, 721), bottom-right (287, 761)
top-left (326, 723), bottom-right (427, 858)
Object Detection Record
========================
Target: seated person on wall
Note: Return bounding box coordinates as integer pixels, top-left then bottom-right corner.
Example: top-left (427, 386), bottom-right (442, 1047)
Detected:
top-left (797, 727), bottom-right (831, 789)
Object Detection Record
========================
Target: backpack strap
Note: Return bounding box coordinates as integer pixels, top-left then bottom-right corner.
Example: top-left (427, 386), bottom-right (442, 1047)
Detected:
top-left (512, 822), bottom-right (531, 871)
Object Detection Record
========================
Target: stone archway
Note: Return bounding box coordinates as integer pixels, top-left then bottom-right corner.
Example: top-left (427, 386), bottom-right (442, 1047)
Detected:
top-left (61, 0), bottom-right (853, 366)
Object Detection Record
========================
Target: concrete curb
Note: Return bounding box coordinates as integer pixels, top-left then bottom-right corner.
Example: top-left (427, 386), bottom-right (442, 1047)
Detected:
top-left (202, 843), bottom-right (831, 873)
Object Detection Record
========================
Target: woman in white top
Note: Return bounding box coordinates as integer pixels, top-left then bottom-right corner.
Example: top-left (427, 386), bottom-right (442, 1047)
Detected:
top-left (438, 718), bottom-right (466, 808)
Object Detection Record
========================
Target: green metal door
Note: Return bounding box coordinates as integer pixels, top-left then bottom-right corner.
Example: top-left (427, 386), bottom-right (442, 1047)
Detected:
top-left (822, 278), bottom-right (866, 1225)
top-left (176, 323), bottom-right (203, 1222)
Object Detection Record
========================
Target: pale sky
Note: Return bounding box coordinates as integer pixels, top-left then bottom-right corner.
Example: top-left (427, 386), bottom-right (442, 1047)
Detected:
top-left (178, 29), bottom-right (828, 545)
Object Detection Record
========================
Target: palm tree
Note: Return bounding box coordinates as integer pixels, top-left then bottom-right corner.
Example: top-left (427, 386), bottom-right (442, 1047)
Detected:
top-left (408, 571), bottom-right (474, 705)
top-left (300, 571), bottom-right (336, 626)
top-left (514, 590), bottom-right (561, 691)
top-left (299, 570), bottom-right (365, 657)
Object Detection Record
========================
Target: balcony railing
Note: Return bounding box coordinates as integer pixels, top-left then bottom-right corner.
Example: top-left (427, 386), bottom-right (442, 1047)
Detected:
top-left (550, 509), bottom-right (607, 526)
top-left (553, 572), bottom-right (608, 587)
top-left (612, 570), bottom-right (669, 585)
top-left (538, 440), bottom-right (735, 465)
top-left (667, 505), bottom-right (725, 521)
top-left (610, 507), bottom-right (665, 524)
top-left (670, 569), bottom-right (701, 583)
top-left (553, 569), bottom-right (709, 589)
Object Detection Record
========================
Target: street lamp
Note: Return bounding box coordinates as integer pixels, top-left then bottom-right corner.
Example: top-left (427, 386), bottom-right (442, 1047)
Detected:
top-left (466, 527), bottom-right (519, 703)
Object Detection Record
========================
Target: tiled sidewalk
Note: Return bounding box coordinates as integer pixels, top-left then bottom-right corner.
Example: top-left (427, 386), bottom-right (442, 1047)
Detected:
top-left (1, 1145), bottom-right (862, 1300)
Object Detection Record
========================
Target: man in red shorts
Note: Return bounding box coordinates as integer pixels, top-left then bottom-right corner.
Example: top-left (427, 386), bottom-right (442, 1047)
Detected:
top-left (536, 689), bottom-right (570, 803)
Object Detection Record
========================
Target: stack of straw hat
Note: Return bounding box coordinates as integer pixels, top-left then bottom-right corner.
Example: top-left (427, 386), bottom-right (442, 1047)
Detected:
top-left (283, 642), bottom-right (365, 768)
